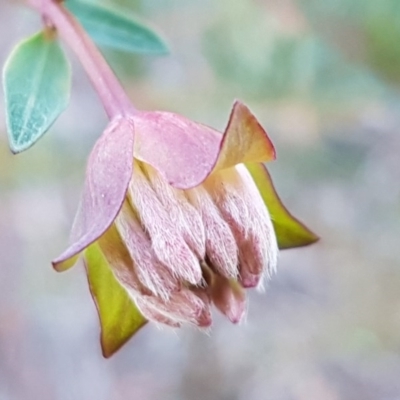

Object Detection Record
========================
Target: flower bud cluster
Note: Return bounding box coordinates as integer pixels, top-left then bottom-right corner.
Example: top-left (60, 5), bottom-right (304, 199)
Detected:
top-left (101, 161), bottom-right (278, 327)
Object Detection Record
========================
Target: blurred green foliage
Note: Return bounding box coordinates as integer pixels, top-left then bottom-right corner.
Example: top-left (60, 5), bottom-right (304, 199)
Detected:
top-left (299, 0), bottom-right (400, 85)
top-left (202, 0), bottom-right (390, 104)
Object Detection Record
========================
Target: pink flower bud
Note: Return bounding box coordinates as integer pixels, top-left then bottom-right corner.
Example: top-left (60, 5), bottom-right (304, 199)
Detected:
top-left (135, 288), bottom-right (211, 327)
top-left (115, 201), bottom-right (180, 300)
top-left (186, 185), bottom-right (238, 279)
top-left (210, 274), bottom-right (247, 324)
top-left (53, 101), bottom-right (317, 348)
top-left (145, 164), bottom-right (206, 259)
top-left (128, 161), bottom-right (203, 286)
top-left (205, 164), bottom-right (278, 288)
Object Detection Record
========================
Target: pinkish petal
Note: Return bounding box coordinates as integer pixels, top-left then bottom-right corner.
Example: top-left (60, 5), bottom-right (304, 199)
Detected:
top-left (190, 288), bottom-right (213, 328)
top-left (53, 117), bottom-right (135, 271)
top-left (133, 111), bottom-right (220, 189)
top-left (135, 289), bottom-right (209, 327)
top-left (133, 101), bottom-right (275, 189)
top-left (238, 270), bottom-right (262, 289)
top-left (210, 275), bottom-right (247, 324)
top-left (133, 300), bottom-right (181, 328)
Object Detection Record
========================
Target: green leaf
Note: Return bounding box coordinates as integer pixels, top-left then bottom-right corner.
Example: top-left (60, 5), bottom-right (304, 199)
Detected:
top-left (84, 242), bottom-right (147, 358)
top-left (3, 31), bottom-right (71, 153)
top-left (246, 163), bottom-right (319, 249)
top-left (66, 0), bottom-right (169, 55)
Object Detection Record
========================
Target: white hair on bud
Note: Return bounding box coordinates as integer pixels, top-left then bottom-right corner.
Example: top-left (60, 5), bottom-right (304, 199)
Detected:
top-left (236, 164), bottom-right (278, 278)
top-left (128, 161), bottom-right (202, 285)
top-left (187, 185), bottom-right (239, 279)
top-left (133, 297), bottom-right (181, 327)
top-left (115, 202), bottom-right (179, 300)
top-left (134, 288), bottom-right (210, 327)
top-left (145, 164), bottom-right (206, 259)
top-left (98, 225), bottom-right (150, 295)
top-left (205, 164), bottom-right (278, 285)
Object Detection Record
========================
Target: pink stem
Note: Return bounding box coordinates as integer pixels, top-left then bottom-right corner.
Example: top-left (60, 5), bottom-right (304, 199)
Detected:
top-left (28, 0), bottom-right (135, 119)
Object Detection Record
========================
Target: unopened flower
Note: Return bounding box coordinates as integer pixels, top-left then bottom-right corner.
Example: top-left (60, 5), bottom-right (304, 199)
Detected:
top-left (54, 101), bottom-right (317, 356)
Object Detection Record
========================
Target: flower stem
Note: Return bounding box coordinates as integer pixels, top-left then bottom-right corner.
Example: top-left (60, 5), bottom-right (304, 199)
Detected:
top-left (28, 0), bottom-right (135, 119)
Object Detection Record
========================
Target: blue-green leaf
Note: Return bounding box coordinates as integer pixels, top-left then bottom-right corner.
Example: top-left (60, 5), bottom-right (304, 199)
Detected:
top-left (66, 0), bottom-right (169, 55)
top-left (3, 31), bottom-right (71, 153)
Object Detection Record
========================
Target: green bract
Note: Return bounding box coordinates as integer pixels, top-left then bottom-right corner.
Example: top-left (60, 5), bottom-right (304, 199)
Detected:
top-left (3, 31), bottom-right (71, 153)
top-left (246, 163), bottom-right (319, 249)
top-left (66, 0), bottom-right (169, 55)
top-left (85, 242), bottom-right (147, 358)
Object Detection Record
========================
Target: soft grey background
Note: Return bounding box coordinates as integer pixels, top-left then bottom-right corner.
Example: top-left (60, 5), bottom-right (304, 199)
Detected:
top-left (1, 0), bottom-right (400, 399)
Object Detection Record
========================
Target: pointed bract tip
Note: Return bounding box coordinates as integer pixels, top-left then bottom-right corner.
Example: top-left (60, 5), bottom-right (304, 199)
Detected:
top-left (52, 254), bottom-right (79, 272)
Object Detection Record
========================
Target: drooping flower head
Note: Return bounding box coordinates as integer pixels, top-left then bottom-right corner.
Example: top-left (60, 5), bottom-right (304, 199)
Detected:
top-left (54, 101), bottom-right (318, 357)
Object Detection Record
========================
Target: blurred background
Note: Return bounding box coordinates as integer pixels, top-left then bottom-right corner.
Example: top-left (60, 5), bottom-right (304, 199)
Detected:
top-left (1, 0), bottom-right (400, 399)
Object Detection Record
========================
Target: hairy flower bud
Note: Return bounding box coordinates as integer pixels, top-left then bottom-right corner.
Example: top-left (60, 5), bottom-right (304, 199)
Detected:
top-left (205, 164), bottom-right (278, 288)
top-left (187, 185), bottom-right (238, 279)
top-left (128, 161), bottom-right (203, 286)
top-left (210, 275), bottom-right (247, 324)
top-left (53, 102), bottom-right (317, 352)
top-left (102, 160), bottom-right (278, 327)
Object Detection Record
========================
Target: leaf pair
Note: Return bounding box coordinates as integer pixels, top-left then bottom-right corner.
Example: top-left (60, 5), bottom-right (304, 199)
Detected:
top-left (2, 1), bottom-right (168, 153)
